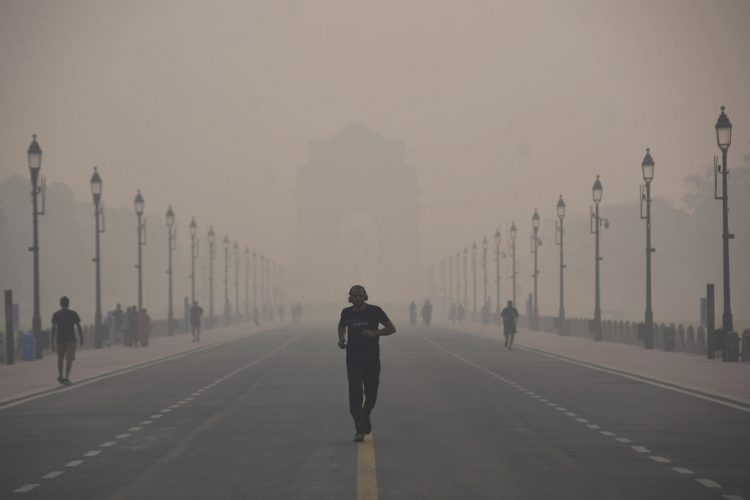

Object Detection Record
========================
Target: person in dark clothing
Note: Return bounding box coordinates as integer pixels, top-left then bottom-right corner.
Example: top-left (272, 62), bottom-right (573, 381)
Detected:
top-left (338, 285), bottom-right (396, 442)
top-left (420, 299), bottom-right (433, 327)
top-left (500, 300), bottom-right (520, 350)
top-left (50, 296), bottom-right (83, 385)
top-left (190, 301), bottom-right (204, 342)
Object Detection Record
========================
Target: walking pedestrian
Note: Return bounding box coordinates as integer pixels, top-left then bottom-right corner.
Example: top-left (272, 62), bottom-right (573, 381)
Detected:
top-left (137, 308), bottom-right (151, 347)
top-left (420, 299), bottom-right (433, 327)
top-left (338, 285), bottom-right (396, 442)
top-left (112, 303), bottom-right (124, 344)
top-left (50, 296), bottom-right (83, 385)
top-left (190, 300), bottom-right (204, 342)
top-left (500, 300), bottom-right (520, 350)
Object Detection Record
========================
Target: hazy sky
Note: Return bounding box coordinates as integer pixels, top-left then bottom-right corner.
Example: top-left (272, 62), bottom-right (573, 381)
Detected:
top-left (1, 0), bottom-right (749, 273)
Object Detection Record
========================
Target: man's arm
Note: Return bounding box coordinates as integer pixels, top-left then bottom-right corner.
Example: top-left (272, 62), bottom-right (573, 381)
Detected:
top-left (50, 324), bottom-right (57, 351)
top-left (76, 318), bottom-right (84, 345)
top-left (363, 319), bottom-right (396, 338)
top-left (337, 324), bottom-right (347, 349)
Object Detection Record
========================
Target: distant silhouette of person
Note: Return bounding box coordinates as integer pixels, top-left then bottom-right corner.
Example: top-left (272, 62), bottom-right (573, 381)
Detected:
top-left (190, 300), bottom-right (204, 342)
top-left (409, 300), bottom-right (417, 326)
top-left (420, 300), bottom-right (433, 327)
top-left (500, 300), bottom-right (520, 350)
top-left (112, 303), bottom-right (124, 344)
top-left (457, 303), bottom-right (465, 323)
top-left (137, 309), bottom-right (152, 347)
top-left (51, 296), bottom-right (83, 385)
top-left (338, 285), bottom-right (396, 443)
top-left (450, 303), bottom-right (457, 324)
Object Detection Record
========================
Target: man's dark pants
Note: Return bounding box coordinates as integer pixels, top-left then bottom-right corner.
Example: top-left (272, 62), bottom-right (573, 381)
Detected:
top-left (346, 354), bottom-right (380, 429)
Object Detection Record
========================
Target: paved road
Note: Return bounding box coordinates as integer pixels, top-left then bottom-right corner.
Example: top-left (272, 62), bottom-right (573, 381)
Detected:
top-left (1, 323), bottom-right (748, 499)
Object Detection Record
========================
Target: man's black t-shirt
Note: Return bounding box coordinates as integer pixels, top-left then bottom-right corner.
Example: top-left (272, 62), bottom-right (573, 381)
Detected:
top-left (51, 308), bottom-right (81, 343)
top-left (339, 304), bottom-right (390, 358)
top-left (190, 306), bottom-right (203, 324)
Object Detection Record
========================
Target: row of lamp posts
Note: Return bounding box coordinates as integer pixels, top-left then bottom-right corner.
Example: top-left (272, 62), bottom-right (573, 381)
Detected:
top-left (24, 136), bottom-right (282, 347)
top-left (428, 106), bottom-right (735, 353)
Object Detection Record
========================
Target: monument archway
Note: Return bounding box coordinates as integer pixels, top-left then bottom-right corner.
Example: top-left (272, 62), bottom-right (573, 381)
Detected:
top-left (295, 124), bottom-right (419, 303)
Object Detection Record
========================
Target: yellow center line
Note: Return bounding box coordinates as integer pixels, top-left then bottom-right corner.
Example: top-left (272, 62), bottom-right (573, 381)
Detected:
top-left (357, 433), bottom-right (379, 500)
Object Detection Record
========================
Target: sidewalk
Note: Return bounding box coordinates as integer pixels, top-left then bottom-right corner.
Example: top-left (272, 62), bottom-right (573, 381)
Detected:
top-left (444, 321), bottom-right (750, 406)
top-left (0, 323), bottom-right (270, 406)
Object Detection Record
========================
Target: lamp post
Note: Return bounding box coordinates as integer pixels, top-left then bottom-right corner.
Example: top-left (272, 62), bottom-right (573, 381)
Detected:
top-left (252, 250), bottom-right (258, 324)
top-left (463, 247), bottom-right (468, 312)
top-left (134, 190), bottom-right (146, 310)
top-left (223, 236), bottom-right (230, 325)
top-left (166, 206), bottom-right (175, 336)
top-left (455, 251), bottom-right (461, 307)
top-left (714, 106), bottom-right (734, 335)
top-left (27, 135), bottom-right (45, 340)
top-left (448, 254), bottom-right (453, 307)
top-left (482, 236), bottom-right (488, 321)
top-left (590, 175), bottom-right (608, 341)
top-left (510, 222), bottom-right (517, 306)
top-left (531, 210), bottom-right (540, 330)
top-left (90, 167), bottom-right (104, 348)
top-left (471, 242), bottom-right (477, 316)
top-left (207, 226), bottom-right (215, 328)
top-left (189, 218), bottom-right (197, 304)
top-left (233, 241), bottom-right (240, 322)
top-left (244, 247), bottom-right (250, 322)
top-left (640, 150), bottom-right (655, 348)
top-left (556, 196), bottom-right (566, 335)
top-left (494, 229), bottom-right (501, 318)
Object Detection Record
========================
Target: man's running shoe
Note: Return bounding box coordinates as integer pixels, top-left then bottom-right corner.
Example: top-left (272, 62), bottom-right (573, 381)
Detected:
top-left (62, 378), bottom-right (72, 385)
top-left (57, 376), bottom-right (65, 384)
top-left (353, 432), bottom-right (365, 442)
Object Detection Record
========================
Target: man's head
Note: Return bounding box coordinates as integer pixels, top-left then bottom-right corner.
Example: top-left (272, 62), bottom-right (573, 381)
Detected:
top-left (60, 296), bottom-right (70, 308)
top-left (348, 285), bottom-right (368, 305)
top-left (507, 300), bottom-right (513, 307)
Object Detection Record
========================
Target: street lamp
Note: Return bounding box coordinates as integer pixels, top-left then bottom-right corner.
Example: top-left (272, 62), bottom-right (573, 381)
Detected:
top-left (494, 228), bottom-right (501, 318)
top-left (223, 236), bottom-right (230, 325)
top-left (244, 247), bottom-right (250, 322)
top-left (189, 217), bottom-right (197, 304)
top-left (471, 242), bottom-right (477, 316)
top-left (134, 190), bottom-right (146, 310)
top-left (166, 206), bottom-right (176, 335)
top-left (639, 149), bottom-right (655, 348)
top-left (463, 247), bottom-right (468, 312)
top-left (510, 222), bottom-right (517, 306)
top-left (556, 196), bottom-right (566, 335)
top-left (455, 251), bottom-right (461, 308)
top-left (233, 241), bottom-right (239, 322)
top-left (448, 253), bottom-right (453, 309)
top-left (714, 106), bottom-right (734, 336)
top-left (252, 250), bottom-right (259, 324)
top-left (207, 226), bottom-right (215, 328)
top-left (90, 167), bottom-right (105, 348)
top-left (531, 209), bottom-right (540, 330)
top-left (27, 135), bottom-right (45, 340)
top-left (590, 175), bottom-right (608, 341)
top-left (482, 236), bottom-right (488, 322)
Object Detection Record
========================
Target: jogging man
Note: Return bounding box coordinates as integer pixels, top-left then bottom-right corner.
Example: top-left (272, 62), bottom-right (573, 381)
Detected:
top-left (51, 296), bottom-right (83, 385)
top-left (190, 300), bottom-right (204, 342)
top-left (338, 285), bottom-right (396, 442)
top-left (500, 300), bottom-right (519, 350)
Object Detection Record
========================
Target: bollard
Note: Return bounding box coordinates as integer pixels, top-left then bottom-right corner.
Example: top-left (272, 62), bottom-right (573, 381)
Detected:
top-left (741, 330), bottom-right (750, 362)
top-left (686, 326), bottom-right (696, 354)
top-left (21, 331), bottom-right (36, 361)
top-left (723, 331), bottom-right (739, 362)
top-left (696, 327), bottom-right (706, 355)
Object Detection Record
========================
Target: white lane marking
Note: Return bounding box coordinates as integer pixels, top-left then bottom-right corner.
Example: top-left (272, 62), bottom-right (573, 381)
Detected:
top-left (100, 442), bottom-right (116, 447)
top-left (42, 471), bottom-right (63, 479)
top-left (0, 332), bottom-right (263, 411)
top-left (191, 392), bottom-right (201, 396)
top-left (129, 426), bottom-right (142, 431)
top-left (555, 407), bottom-right (567, 411)
top-left (632, 446), bottom-right (651, 453)
top-left (696, 478), bottom-right (721, 488)
top-left (672, 467), bottom-right (694, 474)
top-left (723, 495), bottom-right (746, 500)
top-left (65, 460), bottom-right (84, 467)
top-left (575, 418), bottom-right (589, 423)
top-left (565, 412), bottom-right (577, 417)
top-left (510, 343), bottom-right (750, 414)
top-left (160, 409), bottom-right (172, 413)
top-left (615, 437), bottom-right (632, 443)
top-left (185, 397), bottom-right (195, 401)
top-left (140, 420), bottom-right (153, 425)
top-left (539, 398), bottom-right (549, 403)
top-left (115, 433), bottom-right (130, 439)
top-left (546, 403), bottom-right (558, 407)
top-left (13, 484), bottom-right (39, 493)
top-left (150, 414), bottom-right (162, 419)
top-left (586, 424), bottom-right (601, 429)
top-left (650, 456), bottom-right (671, 463)
top-left (83, 450), bottom-right (101, 457)
top-left (600, 431), bottom-right (615, 436)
